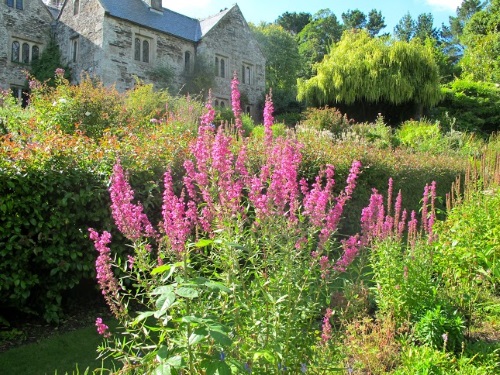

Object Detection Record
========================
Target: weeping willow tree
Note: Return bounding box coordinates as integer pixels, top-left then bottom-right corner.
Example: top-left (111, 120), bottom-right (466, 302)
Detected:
top-left (297, 30), bottom-right (442, 123)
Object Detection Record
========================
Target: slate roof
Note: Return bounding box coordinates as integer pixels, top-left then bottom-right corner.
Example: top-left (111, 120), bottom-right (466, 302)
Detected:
top-left (98, 0), bottom-right (232, 42)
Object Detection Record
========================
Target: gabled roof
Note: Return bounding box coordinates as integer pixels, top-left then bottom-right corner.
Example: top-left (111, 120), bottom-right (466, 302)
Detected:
top-left (98, 0), bottom-right (201, 41)
top-left (97, 0), bottom-right (234, 42)
top-left (200, 7), bottom-right (232, 37)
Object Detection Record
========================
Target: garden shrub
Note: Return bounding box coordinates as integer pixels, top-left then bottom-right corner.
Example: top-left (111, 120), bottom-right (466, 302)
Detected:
top-left (434, 79), bottom-right (500, 134)
top-left (347, 115), bottom-right (395, 149)
top-left (301, 106), bottom-right (352, 136)
top-left (275, 112), bottom-right (301, 127)
top-left (29, 71), bottom-right (123, 138)
top-left (395, 119), bottom-right (446, 153)
top-left (413, 306), bottom-right (465, 353)
top-left (89, 127), bottom-right (367, 373)
top-left (0, 160), bottom-right (111, 322)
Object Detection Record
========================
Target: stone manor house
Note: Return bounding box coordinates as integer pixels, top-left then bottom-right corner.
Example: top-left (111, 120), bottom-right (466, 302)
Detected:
top-left (0, 0), bottom-right (266, 118)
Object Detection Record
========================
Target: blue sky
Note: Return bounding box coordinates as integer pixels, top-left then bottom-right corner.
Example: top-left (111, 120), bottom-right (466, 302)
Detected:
top-left (162, 0), bottom-right (463, 32)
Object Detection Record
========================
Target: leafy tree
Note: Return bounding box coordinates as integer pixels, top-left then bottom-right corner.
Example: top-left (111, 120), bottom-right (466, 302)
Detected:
top-left (29, 38), bottom-right (70, 85)
top-left (342, 9), bottom-right (367, 30)
top-left (460, 0), bottom-right (500, 81)
top-left (297, 30), bottom-right (441, 123)
top-left (341, 9), bottom-right (386, 36)
top-left (251, 23), bottom-right (301, 113)
top-left (366, 9), bottom-right (387, 36)
top-left (414, 13), bottom-right (439, 41)
top-left (276, 11), bottom-right (311, 35)
top-left (394, 13), bottom-right (416, 41)
top-left (441, 0), bottom-right (485, 59)
top-left (296, 9), bottom-right (343, 79)
top-left (394, 12), bottom-right (438, 42)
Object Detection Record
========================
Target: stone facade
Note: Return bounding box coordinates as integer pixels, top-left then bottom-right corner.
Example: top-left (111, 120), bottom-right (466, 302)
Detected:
top-left (0, 0), bottom-right (54, 100)
top-left (0, 0), bottom-right (266, 118)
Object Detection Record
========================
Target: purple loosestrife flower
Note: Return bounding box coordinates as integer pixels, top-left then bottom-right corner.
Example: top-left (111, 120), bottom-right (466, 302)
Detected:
top-left (408, 210), bottom-right (418, 249)
top-left (421, 184), bottom-right (430, 234)
top-left (109, 162), bottom-right (155, 240)
top-left (360, 189), bottom-right (385, 244)
top-left (212, 129), bottom-right (244, 219)
top-left (320, 160), bottom-right (362, 246)
top-left (334, 235), bottom-right (361, 272)
top-left (95, 317), bottom-right (111, 338)
top-left (321, 308), bottom-right (333, 343)
top-left (263, 89), bottom-right (274, 147)
top-left (200, 89), bottom-right (216, 129)
top-left (89, 229), bottom-right (123, 317)
top-left (394, 190), bottom-right (403, 237)
top-left (231, 72), bottom-right (243, 132)
top-left (162, 171), bottom-right (197, 254)
top-left (319, 255), bottom-right (331, 279)
top-left (427, 181), bottom-right (437, 243)
top-left (302, 165), bottom-right (336, 228)
top-left (387, 177), bottom-right (394, 215)
top-left (55, 68), bottom-right (65, 77)
top-left (248, 165), bottom-right (270, 222)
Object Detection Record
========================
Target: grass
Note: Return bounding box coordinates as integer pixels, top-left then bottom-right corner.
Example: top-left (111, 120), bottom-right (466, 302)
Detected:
top-left (0, 323), bottom-right (117, 375)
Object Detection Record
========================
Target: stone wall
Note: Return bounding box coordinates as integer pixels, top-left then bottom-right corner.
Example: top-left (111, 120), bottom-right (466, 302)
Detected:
top-left (56, 0), bottom-right (105, 83)
top-left (101, 17), bottom-right (193, 91)
top-left (0, 0), bottom-right (53, 90)
top-left (198, 6), bottom-right (266, 119)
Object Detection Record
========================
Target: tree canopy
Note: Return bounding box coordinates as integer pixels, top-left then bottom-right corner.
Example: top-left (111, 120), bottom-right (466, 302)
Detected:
top-left (251, 23), bottom-right (301, 113)
top-left (460, 0), bottom-right (500, 81)
top-left (297, 30), bottom-right (441, 120)
top-left (296, 9), bottom-right (343, 79)
top-left (276, 11), bottom-right (311, 34)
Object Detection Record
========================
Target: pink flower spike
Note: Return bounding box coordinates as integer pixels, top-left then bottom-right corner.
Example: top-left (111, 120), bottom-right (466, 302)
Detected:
top-left (321, 308), bottom-right (333, 344)
top-left (200, 89), bottom-right (216, 129)
top-left (231, 72), bottom-right (243, 132)
top-left (263, 89), bottom-right (274, 147)
top-left (95, 317), bottom-right (111, 338)
top-left (109, 161), bottom-right (156, 240)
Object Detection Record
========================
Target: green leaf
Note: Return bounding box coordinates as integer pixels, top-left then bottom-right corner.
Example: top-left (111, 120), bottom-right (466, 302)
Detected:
top-left (188, 328), bottom-right (208, 345)
top-left (253, 350), bottom-right (276, 364)
top-left (204, 281), bottom-right (231, 293)
top-left (205, 361), bottom-right (232, 375)
top-left (209, 330), bottom-right (232, 346)
top-left (175, 287), bottom-right (199, 299)
top-left (195, 238), bottom-right (213, 248)
top-left (153, 363), bottom-right (171, 375)
top-left (152, 285), bottom-right (174, 295)
top-left (155, 291), bottom-right (176, 312)
top-left (133, 311), bottom-right (155, 324)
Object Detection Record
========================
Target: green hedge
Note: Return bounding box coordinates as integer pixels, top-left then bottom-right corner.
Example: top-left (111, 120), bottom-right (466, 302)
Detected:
top-left (0, 162), bottom-right (111, 322)
top-left (434, 79), bottom-right (500, 134)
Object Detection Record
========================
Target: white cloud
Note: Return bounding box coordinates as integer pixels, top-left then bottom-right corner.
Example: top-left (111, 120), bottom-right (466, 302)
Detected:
top-left (424, 0), bottom-right (462, 11)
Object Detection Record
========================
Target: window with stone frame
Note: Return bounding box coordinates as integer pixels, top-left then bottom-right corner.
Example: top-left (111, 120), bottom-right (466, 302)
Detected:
top-left (11, 41), bottom-right (20, 62)
top-left (184, 51), bottom-right (191, 73)
top-left (73, 0), bottom-right (79, 15)
top-left (71, 37), bottom-right (79, 63)
top-left (241, 63), bottom-right (253, 85)
top-left (133, 35), bottom-right (152, 63)
top-left (142, 40), bottom-right (149, 63)
top-left (15, 0), bottom-right (22, 9)
top-left (11, 85), bottom-right (28, 107)
top-left (6, 0), bottom-right (14, 7)
top-left (32, 45), bottom-right (39, 61)
top-left (220, 58), bottom-right (226, 78)
top-left (11, 39), bottom-right (40, 64)
top-left (22, 43), bottom-right (30, 64)
top-left (214, 56), bottom-right (219, 76)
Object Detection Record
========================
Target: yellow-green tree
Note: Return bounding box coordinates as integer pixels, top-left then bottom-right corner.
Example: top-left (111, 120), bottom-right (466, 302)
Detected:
top-left (297, 30), bottom-right (441, 122)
